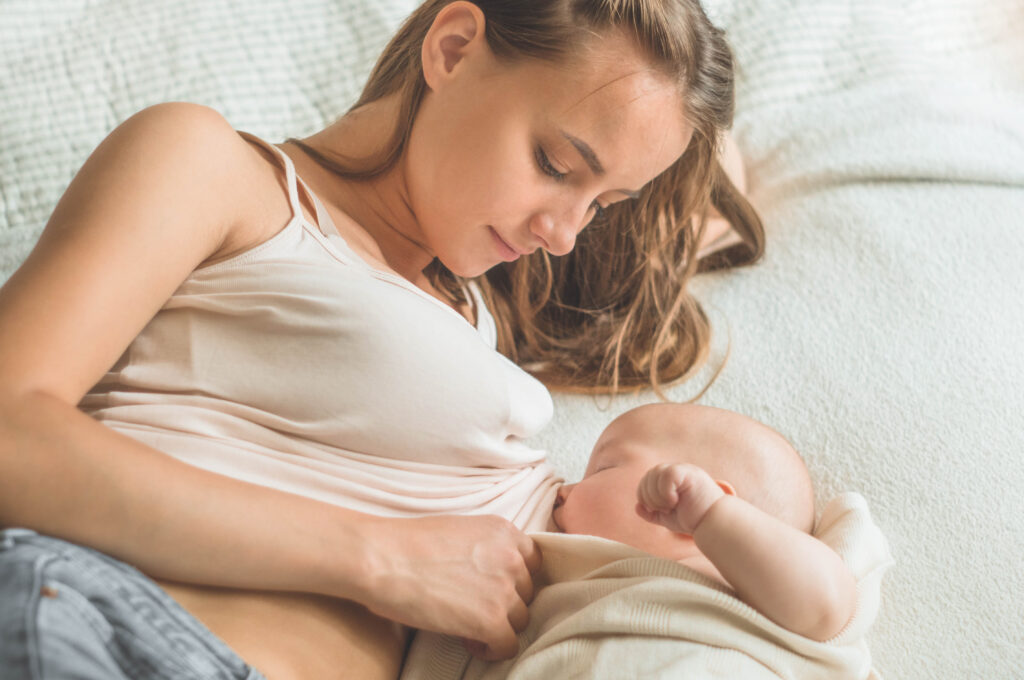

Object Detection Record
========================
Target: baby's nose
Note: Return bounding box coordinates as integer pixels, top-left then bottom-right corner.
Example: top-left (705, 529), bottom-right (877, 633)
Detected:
top-left (555, 484), bottom-right (574, 507)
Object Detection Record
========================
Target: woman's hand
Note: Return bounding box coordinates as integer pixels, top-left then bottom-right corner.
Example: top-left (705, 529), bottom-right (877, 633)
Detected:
top-left (356, 514), bottom-right (540, 661)
top-left (635, 463), bottom-right (725, 535)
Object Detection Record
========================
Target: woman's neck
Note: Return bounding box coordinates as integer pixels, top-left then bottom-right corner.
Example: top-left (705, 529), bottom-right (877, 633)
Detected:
top-left (285, 94), bottom-right (435, 282)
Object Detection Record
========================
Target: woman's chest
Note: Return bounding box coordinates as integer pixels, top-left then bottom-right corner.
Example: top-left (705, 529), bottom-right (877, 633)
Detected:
top-left (128, 253), bottom-right (551, 464)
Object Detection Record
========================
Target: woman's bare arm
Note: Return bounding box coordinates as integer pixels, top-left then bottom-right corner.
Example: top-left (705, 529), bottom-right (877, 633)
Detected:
top-left (0, 102), bottom-right (535, 659)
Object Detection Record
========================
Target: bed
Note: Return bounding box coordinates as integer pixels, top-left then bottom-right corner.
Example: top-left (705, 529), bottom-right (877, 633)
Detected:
top-left (1, 0), bottom-right (1021, 677)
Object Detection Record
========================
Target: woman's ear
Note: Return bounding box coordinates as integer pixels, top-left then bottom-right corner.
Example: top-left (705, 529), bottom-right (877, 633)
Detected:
top-left (716, 480), bottom-right (736, 496)
top-left (421, 1), bottom-right (487, 92)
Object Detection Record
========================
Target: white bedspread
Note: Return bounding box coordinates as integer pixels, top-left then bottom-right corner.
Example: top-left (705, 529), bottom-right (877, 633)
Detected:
top-left (1, 1), bottom-right (1022, 677)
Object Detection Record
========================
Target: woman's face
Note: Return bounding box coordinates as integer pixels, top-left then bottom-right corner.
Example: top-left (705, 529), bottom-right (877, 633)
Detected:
top-left (405, 29), bottom-right (693, 277)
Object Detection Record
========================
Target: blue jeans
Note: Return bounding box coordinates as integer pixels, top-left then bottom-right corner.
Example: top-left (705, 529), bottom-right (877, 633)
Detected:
top-left (0, 528), bottom-right (266, 680)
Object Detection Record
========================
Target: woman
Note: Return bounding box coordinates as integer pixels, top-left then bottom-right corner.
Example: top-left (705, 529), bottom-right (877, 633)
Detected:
top-left (0, 0), bottom-right (762, 678)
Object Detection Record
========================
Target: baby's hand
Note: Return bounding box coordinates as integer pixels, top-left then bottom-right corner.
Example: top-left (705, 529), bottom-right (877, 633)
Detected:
top-left (636, 463), bottom-right (725, 535)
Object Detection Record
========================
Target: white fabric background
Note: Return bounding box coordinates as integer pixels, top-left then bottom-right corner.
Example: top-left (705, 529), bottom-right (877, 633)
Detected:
top-left (2, 1), bottom-right (1022, 677)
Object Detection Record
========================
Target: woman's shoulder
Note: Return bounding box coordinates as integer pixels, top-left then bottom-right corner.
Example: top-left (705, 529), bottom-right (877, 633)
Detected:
top-left (121, 103), bottom-right (300, 269)
top-left (0, 103), bottom-right (265, 403)
top-left (114, 102), bottom-right (248, 168)
top-left (105, 102), bottom-right (270, 241)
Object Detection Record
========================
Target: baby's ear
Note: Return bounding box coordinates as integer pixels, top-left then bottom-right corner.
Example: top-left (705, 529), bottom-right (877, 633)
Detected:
top-left (716, 480), bottom-right (737, 496)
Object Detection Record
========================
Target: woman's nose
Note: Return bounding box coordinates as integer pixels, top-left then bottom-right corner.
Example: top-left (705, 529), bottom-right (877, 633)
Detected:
top-left (529, 207), bottom-right (586, 256)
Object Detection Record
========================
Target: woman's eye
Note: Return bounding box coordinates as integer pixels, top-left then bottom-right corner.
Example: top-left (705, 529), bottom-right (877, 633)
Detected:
top-left (535, 145), bottom-right (607, 224)
top-left (535, 146), bottom-right (567, 182)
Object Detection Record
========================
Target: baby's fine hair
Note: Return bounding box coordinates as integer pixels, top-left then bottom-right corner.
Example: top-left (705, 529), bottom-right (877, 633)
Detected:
top-left (291, 0), bottom-right (765, 397)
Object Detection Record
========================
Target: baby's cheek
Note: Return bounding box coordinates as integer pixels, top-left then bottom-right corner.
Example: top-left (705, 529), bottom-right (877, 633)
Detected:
top-left (566, 498), bottom-right (632, 542)
top-left (560, 494), bottom-right (604, 537)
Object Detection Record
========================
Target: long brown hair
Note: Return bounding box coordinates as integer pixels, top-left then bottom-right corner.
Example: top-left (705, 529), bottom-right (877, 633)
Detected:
top-left (289, 0), bottom-right (764, 399)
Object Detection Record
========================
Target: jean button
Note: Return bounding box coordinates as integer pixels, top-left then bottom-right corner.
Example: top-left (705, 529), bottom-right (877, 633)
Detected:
top-left (0, 527), bottom-right (38, 549)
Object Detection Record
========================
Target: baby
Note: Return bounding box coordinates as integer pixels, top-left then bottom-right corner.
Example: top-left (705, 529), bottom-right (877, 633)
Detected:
top-left (401, 403), bottom-right (877, 678)
top-left (549, 402), bottom-right (858, 642)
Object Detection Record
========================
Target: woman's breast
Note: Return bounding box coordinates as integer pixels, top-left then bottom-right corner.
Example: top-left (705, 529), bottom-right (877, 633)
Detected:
top-left (152, 576), bottom-right (409, 680)
top-left (104, 255), bottom-right (551, 469)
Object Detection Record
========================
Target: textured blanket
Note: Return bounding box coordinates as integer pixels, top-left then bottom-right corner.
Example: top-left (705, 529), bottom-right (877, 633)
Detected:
top-left (1, 0), bottom-right (1022, 677)
top-left (402, 494), bottom-right (892, 680)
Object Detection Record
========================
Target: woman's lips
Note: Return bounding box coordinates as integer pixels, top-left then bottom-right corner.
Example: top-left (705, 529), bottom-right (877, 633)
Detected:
top-left (489, 226), bottom-right (522, 262)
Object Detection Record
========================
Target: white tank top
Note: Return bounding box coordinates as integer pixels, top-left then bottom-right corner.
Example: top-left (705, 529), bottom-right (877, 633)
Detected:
top-left (78, 131), bottom-right (561, 531)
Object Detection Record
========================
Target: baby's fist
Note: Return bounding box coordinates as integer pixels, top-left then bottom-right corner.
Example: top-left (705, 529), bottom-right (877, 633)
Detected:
top-left (635, 463), bottom-right (725, 535)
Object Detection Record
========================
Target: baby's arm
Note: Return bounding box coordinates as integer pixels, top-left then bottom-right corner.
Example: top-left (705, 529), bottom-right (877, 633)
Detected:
top-left (636, 463), bottom-right (857, 642)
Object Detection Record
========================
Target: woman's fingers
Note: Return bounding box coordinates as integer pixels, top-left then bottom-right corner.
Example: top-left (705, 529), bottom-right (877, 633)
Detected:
top-left (462, 634), bottom-right (518, 662)
top-left (514, 562), bottom-right (534, 605)
top-left (472, 592), bottom-right (526, 661)
top-left (513, 531), bottom-right (540, 605)
top-left (466, 586), bottom-right (529, 660)
top-left (361, 514), bottom-right (537, 660)
top-left (518, 532), bottom-right (542, 579)
top-left (507, 596), bottom-right (530, 634)
top-left (462, 638), bottom-right (488, 657)
top-left (477, 625), bottom-right (520, 661)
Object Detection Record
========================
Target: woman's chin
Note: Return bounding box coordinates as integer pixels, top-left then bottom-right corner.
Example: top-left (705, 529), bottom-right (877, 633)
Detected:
top-left (439, 257), bottom-right (496, 280)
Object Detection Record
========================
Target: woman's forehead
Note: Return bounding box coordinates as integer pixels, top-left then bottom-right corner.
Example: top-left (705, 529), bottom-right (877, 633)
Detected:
top-left (525, 69), bottom-right (690, 188)
top-left (524, 52), bottom-right (682, 124)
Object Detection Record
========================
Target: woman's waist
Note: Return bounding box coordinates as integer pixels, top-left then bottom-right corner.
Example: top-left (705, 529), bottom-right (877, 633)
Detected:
top-left (152, 576), bottom-right (409, 680)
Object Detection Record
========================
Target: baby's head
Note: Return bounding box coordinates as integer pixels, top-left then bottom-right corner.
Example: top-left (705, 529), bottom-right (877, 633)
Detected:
top-left (551, 403), bottom-right (814, 561)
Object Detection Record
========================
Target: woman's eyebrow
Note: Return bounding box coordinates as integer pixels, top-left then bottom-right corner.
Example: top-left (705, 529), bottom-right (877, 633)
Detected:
top-left (560, 130), bottom-right (642, 198)
top-left (561, 130), bottom-right (605, 175)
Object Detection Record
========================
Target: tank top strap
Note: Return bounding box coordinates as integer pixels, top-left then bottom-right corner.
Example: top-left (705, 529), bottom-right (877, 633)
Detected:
top-left (237, 130), bottom-right (344, 239)
top-left (236, 130), bottom-right (306, 228)
top-left (295, 176), bottom-right (342, 238)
